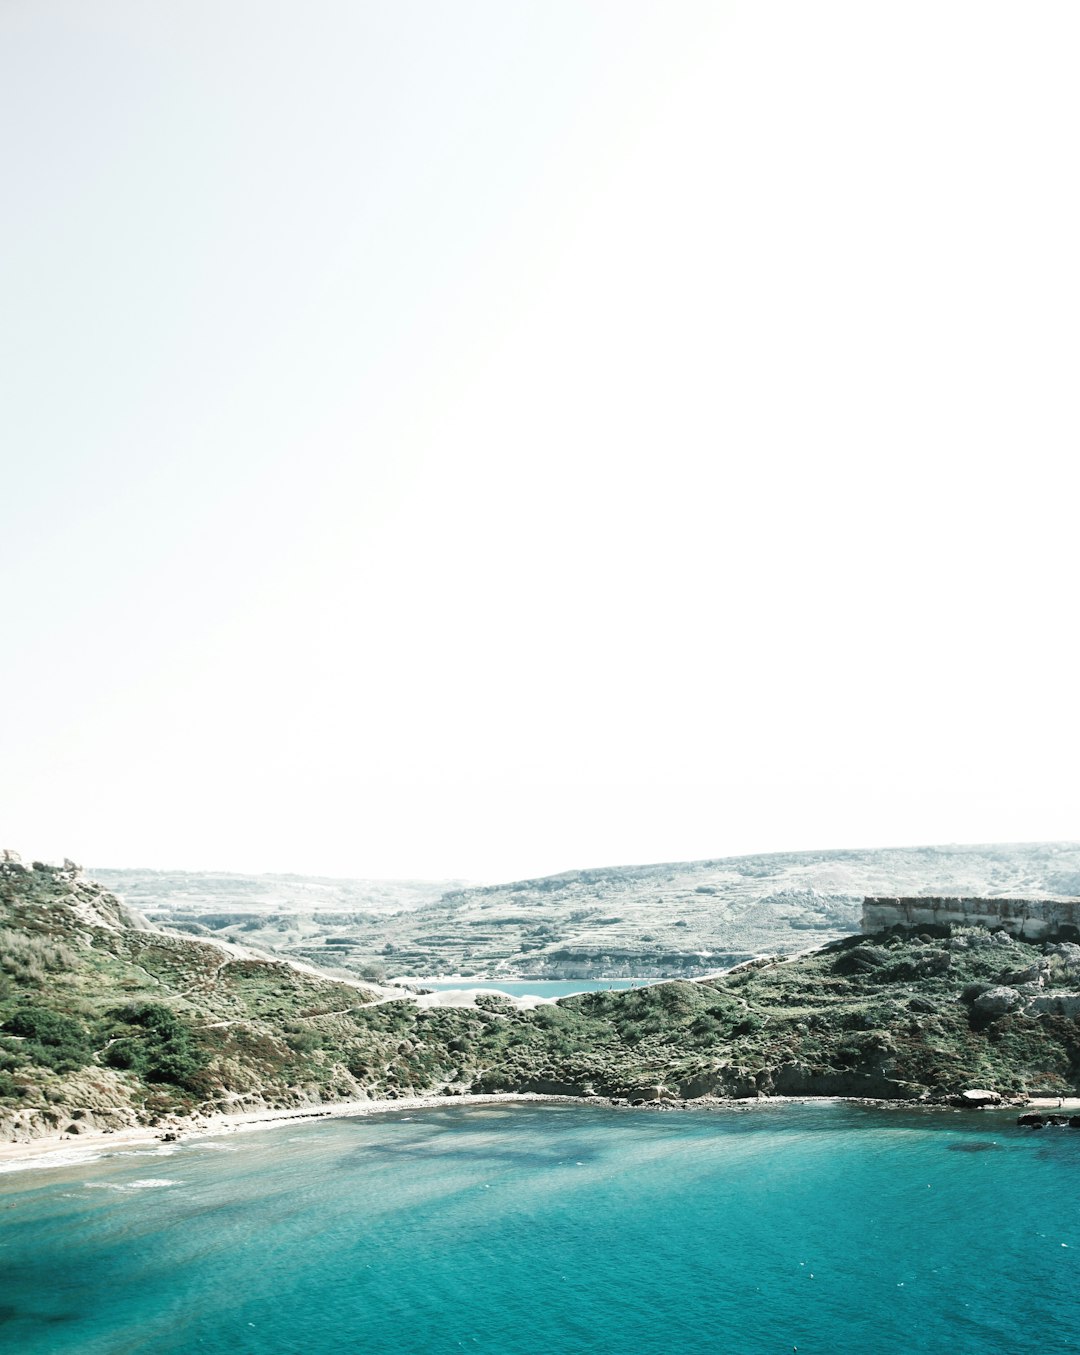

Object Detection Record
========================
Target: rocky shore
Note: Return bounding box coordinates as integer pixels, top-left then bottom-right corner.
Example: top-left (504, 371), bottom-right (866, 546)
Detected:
top-left (8, 1087), bottom-right (1080, 1175)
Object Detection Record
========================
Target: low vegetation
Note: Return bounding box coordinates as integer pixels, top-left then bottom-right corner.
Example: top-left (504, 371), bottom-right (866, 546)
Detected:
top-left (3, 858), bottom-right (1080, 1138)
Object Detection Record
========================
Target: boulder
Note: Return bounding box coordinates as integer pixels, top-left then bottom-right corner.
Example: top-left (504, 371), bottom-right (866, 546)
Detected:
top-left (840, 945), bottom-right (890, 974)
top-left (676, 1070), bottom-right (728, 1100)
top-left (1001, 963), bottom-right (1049, 987)
top-left (519, 1077), bottom-right (587, 1098)
top-left (915, 950), bottom-right (952, 977)
top-left (1027, 994), bottom-right (1080, 1017)
top-left (958, 1089), bottom-right (1001, 1108)
top-left (974, 986), bottom-right (1022, 1016)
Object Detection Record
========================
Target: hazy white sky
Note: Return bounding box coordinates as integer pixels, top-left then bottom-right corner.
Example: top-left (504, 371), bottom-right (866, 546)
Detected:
top-left (2, 2), bottom-right (1078, 882)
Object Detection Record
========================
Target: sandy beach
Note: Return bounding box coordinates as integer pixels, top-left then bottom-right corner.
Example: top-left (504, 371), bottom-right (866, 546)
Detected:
top-left (0, 1092), bottom-right (567, 1173)
top-left (5, 1089), bottom-right (1078, 1175)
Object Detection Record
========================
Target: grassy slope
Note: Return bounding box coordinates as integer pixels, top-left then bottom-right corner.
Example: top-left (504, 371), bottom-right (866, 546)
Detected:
top-left (0, 860), bottom-right (420, 1136)
top-left (3, 861), bottom-right (1080, 1139)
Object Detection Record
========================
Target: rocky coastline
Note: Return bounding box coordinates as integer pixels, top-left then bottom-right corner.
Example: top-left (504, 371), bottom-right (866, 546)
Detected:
top-left (7, 860), bottom-right (1080, 1162)
top-left (8, 1086), bottom-right (1079, 1174)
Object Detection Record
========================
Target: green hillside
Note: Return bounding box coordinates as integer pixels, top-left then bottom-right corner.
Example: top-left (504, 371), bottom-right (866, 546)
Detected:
top-left (3, 858), bottom-right (1080, 1142)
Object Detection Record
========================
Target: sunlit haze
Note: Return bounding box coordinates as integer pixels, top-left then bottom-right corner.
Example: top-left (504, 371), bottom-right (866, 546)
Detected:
top-left (2, 2), bottom-right (1077, 881)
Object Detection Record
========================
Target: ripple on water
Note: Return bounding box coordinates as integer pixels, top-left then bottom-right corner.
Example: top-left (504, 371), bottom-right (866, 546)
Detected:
top-left (84, 1178), bottom-right (181, 1191)
top-left (1, 1103), bottom-right (1078, 1355)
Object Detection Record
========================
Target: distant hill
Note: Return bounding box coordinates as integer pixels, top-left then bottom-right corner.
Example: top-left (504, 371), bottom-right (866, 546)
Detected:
top-left (88, 868), bottom-right (461, 920)
top-left (87, 868), bottom-right (465, 983)
top-left (93, 843), bottom-right (1080, 982)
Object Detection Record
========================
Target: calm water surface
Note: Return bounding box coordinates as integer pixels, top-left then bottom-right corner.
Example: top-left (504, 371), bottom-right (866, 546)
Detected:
top-left (399, 980), bottom-right (650, 998)
top-left (2, 1102), bottom-right (1078, 1354)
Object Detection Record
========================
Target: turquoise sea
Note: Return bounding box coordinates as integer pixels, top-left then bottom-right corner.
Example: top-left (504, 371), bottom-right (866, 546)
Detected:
top-left (401, 980), bottom-right (650, 998)
top-left (2, 1102), bottom-right (1078, 1354)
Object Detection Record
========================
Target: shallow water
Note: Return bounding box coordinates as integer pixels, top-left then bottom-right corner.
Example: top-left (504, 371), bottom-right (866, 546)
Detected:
top-left (2, 1102), bottom-right (1078, 1354)
top-left (398, 979), bottom-right (650, 997)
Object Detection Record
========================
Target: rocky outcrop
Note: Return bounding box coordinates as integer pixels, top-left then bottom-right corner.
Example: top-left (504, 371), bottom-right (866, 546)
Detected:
top-left (863, 897), bottom-right (1080, 941)
top-left (0, 1065), bottom-right (146, 1143)
top-left (1027, 993), bottom-right (1080, 1017)
top-left (973, 986), bottom-right (1023, 1016)
top-left (955, 1089), bottom-right (1002, 1107)
top-left (768, 1062), bottom-right (908, 1099)
top-left (515, 1076), bottom-right (594, 1098)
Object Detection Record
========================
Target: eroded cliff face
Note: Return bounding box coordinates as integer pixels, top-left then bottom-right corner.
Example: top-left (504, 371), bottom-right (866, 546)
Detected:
top-left (863, 897), bottom-right (1080, 941)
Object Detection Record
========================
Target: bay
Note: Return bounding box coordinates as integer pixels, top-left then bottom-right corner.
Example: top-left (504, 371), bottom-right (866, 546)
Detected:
top-left (398, 980), bottom-right (651, 998)
top-left (2, 1102), bottom-right (1078, 1355)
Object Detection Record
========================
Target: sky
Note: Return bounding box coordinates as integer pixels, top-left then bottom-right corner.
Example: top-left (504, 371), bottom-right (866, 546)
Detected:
top-left (2, 1), bottom-right (1078, 883)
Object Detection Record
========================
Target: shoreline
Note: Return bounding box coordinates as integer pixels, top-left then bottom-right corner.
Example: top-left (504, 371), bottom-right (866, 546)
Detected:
top-left (4, 1090), bottom-right (1077, 1175)
top-left (0, 1093), bottom-right (558, 1173)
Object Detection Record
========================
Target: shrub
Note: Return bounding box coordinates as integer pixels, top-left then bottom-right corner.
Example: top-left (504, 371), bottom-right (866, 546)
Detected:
top-left (146, 1049), bottom-right (215, 1096)
top-left (113, 1003), bottom-right (187, 1037)
top-left (475, 993), bottom-right (517, 1016)
top-left (104, 1038), bottom-right (140, 1070)
top-left (2, 1006), bottom-right (93, 1071)
top-left (0, 929), bottom-right (78, 980)
top-left (105, 1003), bottom-right (213, 1094)
top-left (284, 1029), bottom-right (323, 1053)
top-left (690, 1015), bottom-right (723, 1040)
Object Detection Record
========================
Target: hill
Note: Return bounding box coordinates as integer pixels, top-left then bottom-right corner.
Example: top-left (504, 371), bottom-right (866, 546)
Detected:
top-left (5, 855), bottom-right (1080, 1144)
top-left (95, 843), bottom-right (1080, 982)
top-left (0, 857), bottom-right (402, 1141)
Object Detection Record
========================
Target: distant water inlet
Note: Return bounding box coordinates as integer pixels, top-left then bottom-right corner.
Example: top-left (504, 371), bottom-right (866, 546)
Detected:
top-left (2, 1102), bottom-right (1078, 1355)
top-left (395, 978), bottom-right (650, 998)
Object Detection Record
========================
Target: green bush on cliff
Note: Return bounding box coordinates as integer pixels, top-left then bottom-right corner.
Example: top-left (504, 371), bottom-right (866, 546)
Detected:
top-left (103, 1002), bottom-right (213, 1096)
top-left (2, 1005), bottom-right (93, 1073)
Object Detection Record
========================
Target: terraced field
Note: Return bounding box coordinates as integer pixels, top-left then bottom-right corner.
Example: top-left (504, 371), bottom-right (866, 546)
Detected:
top-left (94, 842), bottom-right (1080, 982)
